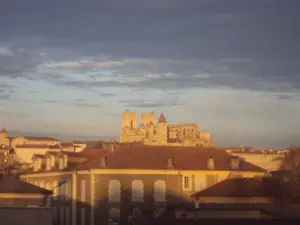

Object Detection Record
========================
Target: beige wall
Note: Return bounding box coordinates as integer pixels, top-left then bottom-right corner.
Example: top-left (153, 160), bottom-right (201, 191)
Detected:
top-left (14, 147), bottom-right (60, 163)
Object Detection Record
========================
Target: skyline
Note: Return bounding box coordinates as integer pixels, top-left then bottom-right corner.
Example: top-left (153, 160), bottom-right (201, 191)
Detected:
top-left (1, 0), bottom-right (300, 148)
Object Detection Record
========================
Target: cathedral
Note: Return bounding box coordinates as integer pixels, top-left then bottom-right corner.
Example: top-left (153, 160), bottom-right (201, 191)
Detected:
top-left (119, 110), bottom-right (215, 147)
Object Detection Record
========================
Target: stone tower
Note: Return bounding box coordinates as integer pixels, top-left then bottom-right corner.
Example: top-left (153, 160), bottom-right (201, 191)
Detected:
top-left (121, 110), bottom-right (137, 129)
top-left (156, 112), bottom-right (168, 146)
top-left (141, 112), bottom-right (156, 127)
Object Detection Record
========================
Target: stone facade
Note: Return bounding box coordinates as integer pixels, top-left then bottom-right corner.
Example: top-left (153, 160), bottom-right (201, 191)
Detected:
top-left (21, 146), bottom-right (265, 225)
top-left (120, 111), bottom-right (215, 147)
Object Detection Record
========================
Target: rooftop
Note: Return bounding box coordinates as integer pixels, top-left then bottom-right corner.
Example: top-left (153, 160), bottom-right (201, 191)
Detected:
top-left (191, 177), bottom-right (283, 199)
top-left (77, 146), bottom-right (265, 172)
top-left (0, 174), bottom-right (52, 195)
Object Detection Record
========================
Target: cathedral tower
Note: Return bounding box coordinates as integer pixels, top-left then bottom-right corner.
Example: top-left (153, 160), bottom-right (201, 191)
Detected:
top-left (121, 110), bottom-right (137, 129)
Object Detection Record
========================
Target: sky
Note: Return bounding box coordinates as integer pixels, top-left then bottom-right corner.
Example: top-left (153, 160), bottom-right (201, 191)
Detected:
top-left (0, 0), bottom-right (300, 148)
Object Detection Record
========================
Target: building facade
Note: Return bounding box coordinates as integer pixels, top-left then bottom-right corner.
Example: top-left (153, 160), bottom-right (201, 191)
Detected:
top-left (226, 148), bottom-right (289, 172)
top-left (21, 146), bottom-right (265, 225)
top-left (120, 111), bottom-right (215, 148)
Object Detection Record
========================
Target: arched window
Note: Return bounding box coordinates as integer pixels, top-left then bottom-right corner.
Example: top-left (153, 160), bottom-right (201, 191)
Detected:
top-left (52, 181), bottom-right (58, 199)
top-left (108, 180), bottom-right (121, 202)
top-left (131, 180), bottom-right (144, 202)
top-left (108, 208), bottom-right (120, 223)
top-left (154, 180), bottom-right (166, 202)
top-left (80, 180), bottom-right (86, 202)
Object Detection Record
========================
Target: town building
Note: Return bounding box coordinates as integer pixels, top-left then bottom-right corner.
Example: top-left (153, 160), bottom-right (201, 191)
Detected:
top-left (20, 146), bottom-right (265, 225)
top-left (226, 147), bottom-right (289, 172)
top-left (120, 111), bottom-right (215, 147)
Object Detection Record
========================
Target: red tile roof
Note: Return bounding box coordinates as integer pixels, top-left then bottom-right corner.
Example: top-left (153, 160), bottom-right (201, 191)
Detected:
top-left (191, 177), bottom-right (282, 199)
top-left (77, 146), bottom-right (265, 172)
top-left (0, 174), bottom-right (52, 195)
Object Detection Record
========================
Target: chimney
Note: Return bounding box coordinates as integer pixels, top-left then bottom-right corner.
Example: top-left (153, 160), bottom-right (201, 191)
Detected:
top-left (63, 154), bottom-right (68, 168)
top-left (50, 155), bottom-right (55, 167)
top-left (167, 158), bottom-right (174, 169)
top-left (110, 143), bottom-right (115, 152)
top-left (59, 157), bottom-right (64, 170)
top-left (100, 157), bottom-right (107, 168)
top-left (207, 156), bottom-right (215, 170)
top-left (230, 156), bottom-right (240, 170)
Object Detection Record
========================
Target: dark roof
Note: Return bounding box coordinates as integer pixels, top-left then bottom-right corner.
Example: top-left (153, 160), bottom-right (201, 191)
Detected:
top-left (0, 174), bottom-right (52, 195)
top-left (23, 136), bottom-right (59, 141)
top-left (77, 146), bottom-right (265, 172)
top-left (61, 143), bottom-right (73, 148)
top-left (158, 112), bottom-right (167, 123)
top-left (191, 177), bottom-right (282, 198)
top-left (16, 144), bottom-right (60, 149)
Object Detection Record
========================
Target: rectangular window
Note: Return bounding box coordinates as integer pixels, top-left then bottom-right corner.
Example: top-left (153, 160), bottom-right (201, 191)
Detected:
top-left (153, 130), bottom-right (157, 135)
top-left (80, 180), bottom-right (86, 202)
top-left (183, 176), bottom-right (192, 191)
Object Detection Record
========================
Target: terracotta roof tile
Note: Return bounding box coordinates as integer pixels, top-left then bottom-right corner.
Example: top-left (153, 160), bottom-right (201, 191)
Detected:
top-left (0, 174), bottom-right (52, 195)
top-left (77, 146), bottom-right (265, 172)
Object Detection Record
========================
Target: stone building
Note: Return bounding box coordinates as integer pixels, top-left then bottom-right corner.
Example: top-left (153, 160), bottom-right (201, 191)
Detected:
top-left (120, 111), bottom-right (215, 148)
top-left (226, 147), bottom-right (289, 172)
top-left (20, 146), bottom-right (265, 225)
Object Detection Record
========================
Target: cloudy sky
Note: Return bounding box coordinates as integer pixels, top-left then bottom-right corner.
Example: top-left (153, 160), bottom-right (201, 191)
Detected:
top-left (0, 0), bottom-right (299, 148)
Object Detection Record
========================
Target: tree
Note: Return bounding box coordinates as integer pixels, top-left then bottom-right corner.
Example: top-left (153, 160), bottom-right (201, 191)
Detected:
top-left (277, 149), bottom-right (300, 203)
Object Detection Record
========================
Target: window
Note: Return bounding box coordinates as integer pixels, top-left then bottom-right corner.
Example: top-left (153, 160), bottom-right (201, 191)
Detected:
top-left (153, 130), bottom-right (157, 135)
top-left (108, 180), bottom-right (121, 202)
top-left (80, 180), bottom-right (86, 202)
top-left (131, 180), bottom-right (144, 202)
top-left (46, 158), bottom-right (51, 171)
top-left (109, 208), bottom-right (120, 223)
top-left (63, 155), bottom-right (68, 168)
top-left (154, 180), bottom-right (166, 202)
top-left (64, 180), bottom-right (71, 200)
top-left (182, 176), bottom-right (191, 191)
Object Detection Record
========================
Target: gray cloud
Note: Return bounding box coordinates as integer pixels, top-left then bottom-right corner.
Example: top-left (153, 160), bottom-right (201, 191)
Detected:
top-left (99, 93), bottom-right (116, 97)
top-left (75, 102), bottom-right (102, 108)
top-left (118, 96), bottom-right (184, 108)
top-left (0, 0), bottom-right (300, 97)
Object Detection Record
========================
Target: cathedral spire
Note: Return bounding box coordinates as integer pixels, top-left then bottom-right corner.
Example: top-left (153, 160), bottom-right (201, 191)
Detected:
top-left (158, 112), bottom-right (167, 123)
